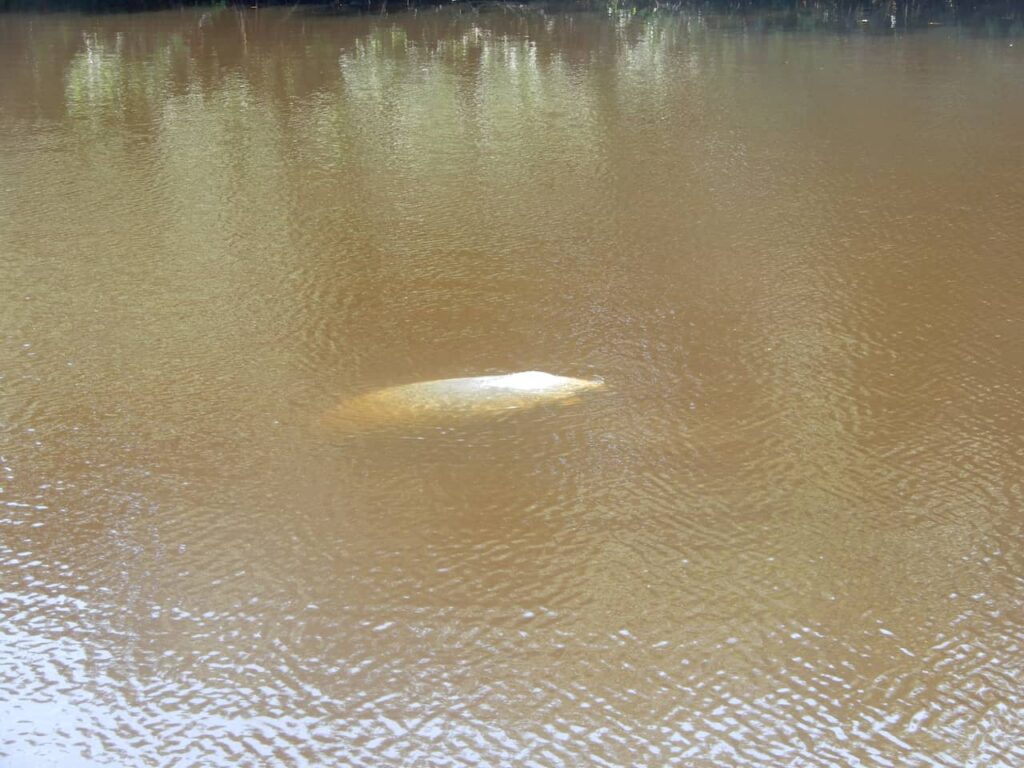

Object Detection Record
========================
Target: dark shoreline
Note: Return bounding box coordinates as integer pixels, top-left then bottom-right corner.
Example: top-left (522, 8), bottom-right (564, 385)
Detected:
top-left (2, 0), bottom-right (1022, 33)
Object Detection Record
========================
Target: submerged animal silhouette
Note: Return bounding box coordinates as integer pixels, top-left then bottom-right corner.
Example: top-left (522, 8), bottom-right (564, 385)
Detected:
top-left (321, 371), bottom-right (604, 430)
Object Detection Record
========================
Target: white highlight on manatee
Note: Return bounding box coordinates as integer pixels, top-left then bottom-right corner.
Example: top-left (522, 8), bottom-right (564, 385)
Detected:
top-left (321, 371), bottom-right (604, 430)
top-left (472, 371), bottom-right (589, 391)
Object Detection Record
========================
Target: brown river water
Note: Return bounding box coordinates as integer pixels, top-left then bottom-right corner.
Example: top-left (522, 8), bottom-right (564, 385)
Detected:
top-left (1, 7), bottom-right (1022, 767)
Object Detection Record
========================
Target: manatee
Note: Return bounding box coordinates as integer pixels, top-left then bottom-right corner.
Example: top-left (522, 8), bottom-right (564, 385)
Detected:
top-left (321, 371), bottom-right (604, 431)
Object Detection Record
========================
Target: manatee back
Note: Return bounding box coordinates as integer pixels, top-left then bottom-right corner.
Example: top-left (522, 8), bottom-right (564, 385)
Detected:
top-left (319, 372), bottom-right (604, 432)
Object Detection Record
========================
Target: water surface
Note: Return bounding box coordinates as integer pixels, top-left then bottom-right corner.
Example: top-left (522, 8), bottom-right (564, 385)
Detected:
top-left (1, 8), bottom-right (1022, 766)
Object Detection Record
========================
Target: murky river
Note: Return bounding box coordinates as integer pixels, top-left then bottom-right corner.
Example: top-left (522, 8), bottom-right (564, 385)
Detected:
top-left (1, 7), bottom-right (1022, 766)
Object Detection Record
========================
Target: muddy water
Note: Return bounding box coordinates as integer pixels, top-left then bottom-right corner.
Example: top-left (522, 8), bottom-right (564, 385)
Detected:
top-left (1, 7), bottom-right (1022, 766)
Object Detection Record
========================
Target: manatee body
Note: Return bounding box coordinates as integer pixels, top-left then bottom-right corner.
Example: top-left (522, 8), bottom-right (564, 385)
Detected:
top-left (322, 371), bottom-right (604, 431)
